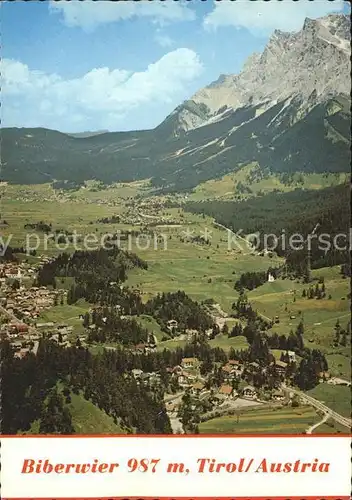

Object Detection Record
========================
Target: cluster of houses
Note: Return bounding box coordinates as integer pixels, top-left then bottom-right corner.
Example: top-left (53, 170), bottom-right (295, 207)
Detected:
top-left (1, 285), bottom-right (65, 326)
top-left (4, 320), bottom-right (87, 359)
top-left (118, 201), bottom-right (182, 227)
top-left (163, 355), bottom-right (290, 418)
top-left (0, 256), bottom-right (65, 328)
top-left (12, 339), bottom-right (40, 359)
top-left (0, 262), bottom-right (35, 284)
top-left (131, 368), bottom-right (162, 387)
top-left (131, 336), bottom-right (158, 355)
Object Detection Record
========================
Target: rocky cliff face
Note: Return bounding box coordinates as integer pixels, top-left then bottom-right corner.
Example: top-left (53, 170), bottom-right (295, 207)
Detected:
top-left (168, 14), bottom-right (350, 135)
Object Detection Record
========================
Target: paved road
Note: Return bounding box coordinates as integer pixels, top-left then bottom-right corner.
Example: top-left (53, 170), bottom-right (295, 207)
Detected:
top-left (288, 387), bottom-right (351, 429)
top-left (164, 393), bottom-right (184, 434)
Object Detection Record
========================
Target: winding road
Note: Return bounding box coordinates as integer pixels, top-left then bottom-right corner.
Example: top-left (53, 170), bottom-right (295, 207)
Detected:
top-left (306, 412), bottom-right (330, 434)
top-left (287, 387), bottom-right (351, 429)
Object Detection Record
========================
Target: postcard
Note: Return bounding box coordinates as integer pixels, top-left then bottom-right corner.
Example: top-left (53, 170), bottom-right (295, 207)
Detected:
top-left (1, 1), bottom-right (351, 499)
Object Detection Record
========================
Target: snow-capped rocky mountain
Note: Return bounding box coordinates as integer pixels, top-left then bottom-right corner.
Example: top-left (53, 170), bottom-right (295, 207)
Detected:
top-left (168, 14), bottom-right (350, 135)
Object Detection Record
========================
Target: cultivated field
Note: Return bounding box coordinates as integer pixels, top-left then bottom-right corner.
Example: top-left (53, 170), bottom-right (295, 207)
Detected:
top-left (199, 406), bottom-right (319, 434)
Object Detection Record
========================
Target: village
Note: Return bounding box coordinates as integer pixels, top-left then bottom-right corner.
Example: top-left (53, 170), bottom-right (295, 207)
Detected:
top-left (0, 252), bottom-right (349, 434)
top-left (0, 257), bottom-right (70, 359)
top-left (0, 259), bottom-right (294, 407)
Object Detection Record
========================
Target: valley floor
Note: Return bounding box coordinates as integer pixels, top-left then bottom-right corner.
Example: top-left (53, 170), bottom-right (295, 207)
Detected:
top-left (1, 181), bottom-right (350, 435)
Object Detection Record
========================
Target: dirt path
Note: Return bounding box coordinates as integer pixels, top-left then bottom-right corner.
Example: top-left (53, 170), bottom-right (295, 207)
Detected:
top-left (287, 386), bottom-right (351, 429)
top-left (164, 393), bottom-right (184, 434)
top-left (306, 413), bottom-right (330, 434)
top-left (212, 221), bottom-right (259, 255)
top-left (169, 416), bottom-right (184, 434)
top-left (211, 303), bottom-right (229, 329)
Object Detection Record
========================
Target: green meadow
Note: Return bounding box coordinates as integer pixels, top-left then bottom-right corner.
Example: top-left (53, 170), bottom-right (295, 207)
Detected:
top-left (6, 183), bottom-right (350, 394)
top-left (248, 267), bottom-right (350, 379)
top-left (199, 406), bottom-right (319, 434)
top-left (38, 299), bottom-right (89, 336)
top-left (23, 391), bottom-right (126, 435)
top-left (307, 383), bottom-right (351, 418)
top-left (190, 166), bottom-right (348, 201)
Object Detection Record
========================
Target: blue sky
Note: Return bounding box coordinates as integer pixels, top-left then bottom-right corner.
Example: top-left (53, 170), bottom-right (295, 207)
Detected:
top-left (1, 0), bottom-right (348, 132)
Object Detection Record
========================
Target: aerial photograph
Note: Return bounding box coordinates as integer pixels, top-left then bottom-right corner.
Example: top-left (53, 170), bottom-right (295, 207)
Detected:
top-left (1, 0), bottom-right (351, 436)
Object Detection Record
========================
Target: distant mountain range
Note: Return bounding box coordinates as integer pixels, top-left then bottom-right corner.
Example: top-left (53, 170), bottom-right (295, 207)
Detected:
top-left (1, 14), bottom-right (350, 192)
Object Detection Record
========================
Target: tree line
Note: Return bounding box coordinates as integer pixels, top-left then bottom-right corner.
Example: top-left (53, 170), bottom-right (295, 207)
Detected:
top-left (234, 267), bottom-right (280, 291)
top-left (36, 247), bottom-right (148, 290)
top-left (185, 183), bottom-right (350, 273)
top-left (85, 308), bottom-right (150, 346)
top-left (1, 339), bottom-right (171, 435)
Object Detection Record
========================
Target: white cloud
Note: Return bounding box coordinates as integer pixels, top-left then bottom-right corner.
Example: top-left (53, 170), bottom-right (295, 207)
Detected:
top-left (1, 49), bottom-right (203, 131)
top-left (49, 0), bottom-right (195, 31)
top-left (204, 0), bottom-right (345, 35)
top-left (155, 33), bottom-right (174, 48)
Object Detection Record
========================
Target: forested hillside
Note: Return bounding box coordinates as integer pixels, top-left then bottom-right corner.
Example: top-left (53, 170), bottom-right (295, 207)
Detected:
top-left (1, 340), bottom-right (171, 435)
top-left (2, 94), bottom-right (350, 192)
top-left (186, 183), bottom-right (351, 272)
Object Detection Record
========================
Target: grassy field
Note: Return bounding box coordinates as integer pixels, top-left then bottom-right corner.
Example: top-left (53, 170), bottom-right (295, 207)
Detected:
top-left (199, 406), bottom-right (318, 434)
top-left (23, 391), bottom-right (126, 435)
top-left (69, 179), bottom-right (151, 202)
top-left (125, 213), bottom-right (281, 312)
top-left (190, 165), bottom-right (348, 201)
top-left (5, 183), bottom-right (350, 382)
top-left (248, 267), bottom-right (350, 379)
top-left (157, 333), bottom-right (249, 353)
top-left (157, 338), bottom-right (187, 352)
top-left (307, 384), bottom-right (351, 418)
top-left (0, 182), bottom-right (132, 254)
top-left (38, 300), bottom-right (89, 336)
top-left (129, 314), bottom-right (167, 342)
top-left (68, 392), bottom-right (126, 434)
top-left (209, 334), bottom-right (249, 352)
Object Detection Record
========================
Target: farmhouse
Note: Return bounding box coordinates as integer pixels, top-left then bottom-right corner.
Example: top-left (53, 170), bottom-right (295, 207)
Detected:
top-left (287, 351), bottom-right (296, 362)
top-left (171, 365), bottom-right (182, 375)
top-left (191, 382), bottom-right (205, 396)
top-left (167, 319), bottom-right (178, 330)
top-left (248, 361), bottom-right (260, 373)
top-left (131, 369), bottom-right (143, 379)
top-left (228, 359), bottom-right (241, 366)
top-left (10, 323), bottom-right (29, 335)
top-left (228, 359), bottom-right (244, 375)
top-left (221, 364), bottom-right (236, 380)
top-left (272, 389), bottom-right (285, 401)
top-left (177, 371), bottom-right (195, 387)
top-left (242, 385), bottom-right (257, 400)
top-left (218, 384), bottom-right (237, 399)
top-left (181, 358), bottom-right (199, 369)
top-left (274, 360), bottom-right (287, 375)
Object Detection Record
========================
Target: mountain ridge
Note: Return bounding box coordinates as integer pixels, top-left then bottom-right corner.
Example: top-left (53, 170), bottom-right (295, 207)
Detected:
top-left (1, 13), bottom-right (350, 192)
top-left (174, 13), bottom-right (350, 135)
